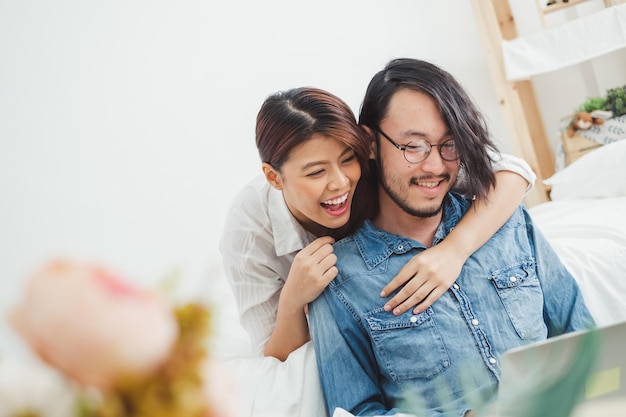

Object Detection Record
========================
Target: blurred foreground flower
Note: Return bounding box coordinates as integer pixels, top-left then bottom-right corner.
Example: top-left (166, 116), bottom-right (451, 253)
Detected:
top-left (8, 258), bottom-right (228, 417)
top-left (11, 259), bottom-right (179, 390)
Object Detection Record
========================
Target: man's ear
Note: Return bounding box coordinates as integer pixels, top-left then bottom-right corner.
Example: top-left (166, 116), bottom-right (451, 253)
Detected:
top-left (361, 125), bottom-right (377, 160)
top-left (262, 163), bottom-right (283, 190)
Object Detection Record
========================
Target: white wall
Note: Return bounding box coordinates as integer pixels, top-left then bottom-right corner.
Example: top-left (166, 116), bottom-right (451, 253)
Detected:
top-left (1, 0), bottom-right (624, 358)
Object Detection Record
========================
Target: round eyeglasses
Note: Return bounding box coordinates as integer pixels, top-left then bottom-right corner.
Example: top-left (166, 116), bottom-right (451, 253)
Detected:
top-left (375, 127), bottom-right (459, 164)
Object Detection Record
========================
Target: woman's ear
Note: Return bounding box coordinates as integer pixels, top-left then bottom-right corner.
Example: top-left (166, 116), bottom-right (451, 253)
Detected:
top-left (262, 163), bottom-right (283, 190)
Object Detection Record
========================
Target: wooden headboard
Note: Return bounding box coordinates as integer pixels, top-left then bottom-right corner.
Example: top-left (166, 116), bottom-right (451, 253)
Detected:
top-left (470, 0), bottom-right (625, 207)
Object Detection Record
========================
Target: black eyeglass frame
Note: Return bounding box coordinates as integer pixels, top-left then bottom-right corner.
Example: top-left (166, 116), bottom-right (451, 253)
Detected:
top-left (375, 126), bottom-right (460, 164)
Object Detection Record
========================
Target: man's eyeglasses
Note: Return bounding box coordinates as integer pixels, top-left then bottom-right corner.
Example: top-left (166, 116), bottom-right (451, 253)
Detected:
top-left (375, 127), bottom-right (459, 164)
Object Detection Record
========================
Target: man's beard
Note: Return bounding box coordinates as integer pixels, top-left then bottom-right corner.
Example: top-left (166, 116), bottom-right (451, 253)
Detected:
top-left (378, 160), bottom-right (447, 218)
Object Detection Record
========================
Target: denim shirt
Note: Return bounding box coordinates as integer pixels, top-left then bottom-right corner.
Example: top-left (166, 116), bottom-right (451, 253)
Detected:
top-left (308, 193), bottom-right (594, 417)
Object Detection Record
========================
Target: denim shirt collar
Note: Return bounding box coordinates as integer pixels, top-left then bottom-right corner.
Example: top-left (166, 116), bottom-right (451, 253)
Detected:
top-left (352, 193), bottom-right (470, 270)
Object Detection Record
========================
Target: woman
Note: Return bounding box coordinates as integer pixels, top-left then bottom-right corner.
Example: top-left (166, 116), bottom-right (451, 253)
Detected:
top-left (218, 87), bottom-right (534, 416)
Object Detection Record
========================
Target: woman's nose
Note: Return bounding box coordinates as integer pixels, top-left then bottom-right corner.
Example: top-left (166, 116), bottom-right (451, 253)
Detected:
top-left (329, 167), bottom-right (350, 189)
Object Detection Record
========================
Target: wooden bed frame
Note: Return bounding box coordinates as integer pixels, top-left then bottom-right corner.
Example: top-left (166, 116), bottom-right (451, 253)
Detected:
top-left (470, 0), bottom-right (624, 207)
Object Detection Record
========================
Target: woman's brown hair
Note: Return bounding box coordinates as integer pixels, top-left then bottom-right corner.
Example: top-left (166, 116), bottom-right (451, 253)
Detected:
top-left (256, 87), bottom-right (377, 238)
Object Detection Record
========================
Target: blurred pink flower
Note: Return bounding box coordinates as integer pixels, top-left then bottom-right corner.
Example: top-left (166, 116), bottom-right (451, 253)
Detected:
top-left (9, 259), bottom-right (179, 390)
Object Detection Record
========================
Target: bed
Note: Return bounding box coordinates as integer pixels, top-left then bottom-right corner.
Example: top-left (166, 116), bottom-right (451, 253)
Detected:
top-left (529, 140), bottom-right (626, 326)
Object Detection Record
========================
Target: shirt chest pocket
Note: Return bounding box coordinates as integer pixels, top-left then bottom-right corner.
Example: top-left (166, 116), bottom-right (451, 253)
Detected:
top-left (365, 307), bottom-right (450, 381)
top-left (489, 259), bottom-right (546, 340)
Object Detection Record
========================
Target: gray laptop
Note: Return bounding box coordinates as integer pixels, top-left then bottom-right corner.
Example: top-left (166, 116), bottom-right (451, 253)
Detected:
top-left (492, 320), bottom-right (626, 417)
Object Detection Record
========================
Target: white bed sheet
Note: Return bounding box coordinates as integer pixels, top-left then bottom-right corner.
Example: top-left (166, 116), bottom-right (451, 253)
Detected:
top-left (528, 196), bottom-right (626, 327)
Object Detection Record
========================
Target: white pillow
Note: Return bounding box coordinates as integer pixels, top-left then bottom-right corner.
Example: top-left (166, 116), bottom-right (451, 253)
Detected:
top-left (543, 139), bottom-right (626, 200)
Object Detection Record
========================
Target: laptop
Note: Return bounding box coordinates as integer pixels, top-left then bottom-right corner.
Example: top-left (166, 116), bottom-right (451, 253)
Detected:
top-left (492, 320), bottom-right (626, 417)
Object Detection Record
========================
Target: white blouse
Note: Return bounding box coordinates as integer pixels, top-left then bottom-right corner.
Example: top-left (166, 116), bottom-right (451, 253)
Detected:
top-left (219, 152), bottom-right (536, 354)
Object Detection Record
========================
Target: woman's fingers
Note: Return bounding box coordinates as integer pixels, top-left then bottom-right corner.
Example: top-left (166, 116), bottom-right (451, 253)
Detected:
top-left (287, 236), bottom-right (338, 305)
top-left (384, 278), bottom-right (431, 315)
top-left (411, 287), bottom-right (446, 315)
top-left (379, 258), bottom-right (418, 297)
top-left (381, 245), bottom-right (463, 315)
top-left (300, 236), bottom-right (335, 256)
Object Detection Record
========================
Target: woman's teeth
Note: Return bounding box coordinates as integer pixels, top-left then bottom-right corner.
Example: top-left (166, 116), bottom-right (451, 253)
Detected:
top-left (322, 194), bottom-right (348, 206)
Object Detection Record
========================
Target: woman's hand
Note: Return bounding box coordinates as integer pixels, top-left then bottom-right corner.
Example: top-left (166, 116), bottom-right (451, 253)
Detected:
top-left (265, 236), bottom-right (337, 360)
top-left (282, 236), bottom-right (337, 310)
top-left (380, 240), bottom-right (465, 316)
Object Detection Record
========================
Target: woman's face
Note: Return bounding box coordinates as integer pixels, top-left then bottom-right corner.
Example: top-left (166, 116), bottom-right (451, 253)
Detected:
top-left (265, 134), bottom-right (362, 236)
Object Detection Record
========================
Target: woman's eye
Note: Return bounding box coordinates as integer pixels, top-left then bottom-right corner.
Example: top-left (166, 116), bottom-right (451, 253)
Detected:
top-left (342, 154), bottom-right (357, 164)
top-left (306, 169), bottom-right (325, 177)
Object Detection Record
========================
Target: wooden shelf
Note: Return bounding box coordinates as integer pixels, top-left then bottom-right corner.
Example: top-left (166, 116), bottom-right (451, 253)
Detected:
top-left (540, 0), bottom-right (624, 15)
top-left (539, 0), bottom-right (593, 15)
top-left (561, 132), bottom-right (603, 165)
top-left (502, 3), bottom-right (626, 81)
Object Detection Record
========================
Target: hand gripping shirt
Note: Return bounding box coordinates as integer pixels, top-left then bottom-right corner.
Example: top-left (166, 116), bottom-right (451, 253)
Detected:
top-left (308, 193), bottom-right (594, 417)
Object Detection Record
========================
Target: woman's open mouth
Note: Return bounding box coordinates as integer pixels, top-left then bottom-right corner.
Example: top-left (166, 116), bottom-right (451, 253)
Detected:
top-left (320, 192), bottom-right (349, 216)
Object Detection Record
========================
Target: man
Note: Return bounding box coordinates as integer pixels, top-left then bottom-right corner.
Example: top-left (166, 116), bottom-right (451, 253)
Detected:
top-left (307, 58), bottom-right (594, 417)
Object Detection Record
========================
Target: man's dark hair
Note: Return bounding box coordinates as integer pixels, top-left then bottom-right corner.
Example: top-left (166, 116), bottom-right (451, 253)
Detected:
top-left (359, 58), bottom-right (497, 201)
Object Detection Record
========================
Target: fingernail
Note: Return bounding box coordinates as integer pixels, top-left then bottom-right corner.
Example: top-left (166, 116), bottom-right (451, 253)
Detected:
top-left (383, 304), bottom-right (392, 312)
top-left (380, 290), bottom-right (387, 297)
top-left (393, 308), bottom-right (401, 316)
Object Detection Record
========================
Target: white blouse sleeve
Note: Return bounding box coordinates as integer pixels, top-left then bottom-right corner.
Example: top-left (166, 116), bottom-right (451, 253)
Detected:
top-left (455, 151), bottom-right (536, 196)
top-left (219, 180), bottom-right (287, 354)
top-left (490, 150), bottom-right (537, 194)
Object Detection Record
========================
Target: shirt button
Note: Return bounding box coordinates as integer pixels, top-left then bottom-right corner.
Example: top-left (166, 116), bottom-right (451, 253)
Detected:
top-left (510, 276), bottom-right (517, 282)
top-left (489, 357), bottom-right (497, 364)
top-left (472, 319), bottom-right (479, 326)
top-left (453, 284), bottom-right (460, 290)
top-left (410, 316), bottom-right (418, 323)
top-left (398, 245), bottom-right (404, 251)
